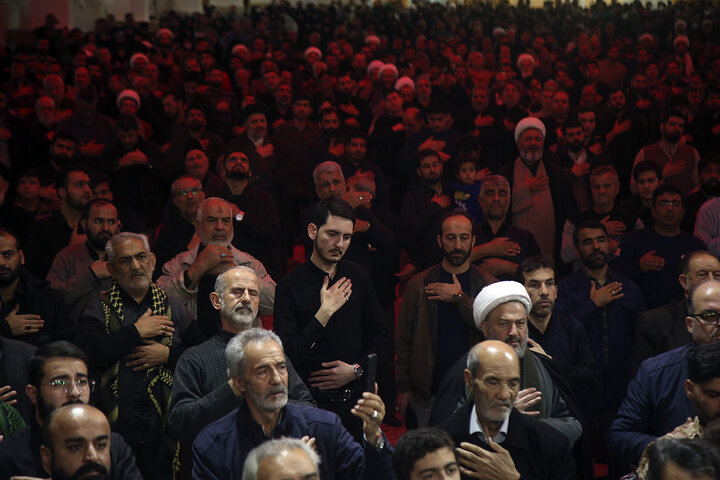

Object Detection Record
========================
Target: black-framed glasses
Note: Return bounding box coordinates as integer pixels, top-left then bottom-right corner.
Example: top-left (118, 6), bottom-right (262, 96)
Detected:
top-left (46, 378), bottom-right (96, 393)
top-left (689, 311), bottom-right (720, 326)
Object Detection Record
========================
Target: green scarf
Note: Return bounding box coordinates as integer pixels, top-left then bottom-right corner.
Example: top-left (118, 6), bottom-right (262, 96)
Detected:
top-left (0, 402), bottom-right (25, 437)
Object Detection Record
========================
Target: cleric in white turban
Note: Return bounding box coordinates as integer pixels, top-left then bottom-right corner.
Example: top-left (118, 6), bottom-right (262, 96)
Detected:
top-left (473, 281), bottom-right (531, 329)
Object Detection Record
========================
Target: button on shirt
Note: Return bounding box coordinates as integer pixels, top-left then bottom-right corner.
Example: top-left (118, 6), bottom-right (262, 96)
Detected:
top-left (469, 404), bottom-right (509, 444)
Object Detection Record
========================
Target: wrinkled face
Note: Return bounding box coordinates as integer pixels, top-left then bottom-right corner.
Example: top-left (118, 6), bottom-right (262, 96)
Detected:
top-left (457, 161), bottom-right (477, 185)
top-left (246, 113), bottom-right (267, 139)
top-left (172, 177), bottom-right (204, 220)
top-left (417, 155), bottom-right (443, 185)
top-left (652, 193), bottom-right (684, 229)
top-left (108, 238), bottom-right (155, 298)
top-left (85, 204), bottom-right (119, 251)
top-left (578, 111), bottom-right (596, 136)
top-left (185, 149), bottom-right (209, 179)
top-left (523, 267), bottom-right (557, 318)
top-left (576, 227), bottom-right (610, 269)
top-left (59, 171), bottom-right (92, 211)
top-left (479, 182), bottom-right (510, 220)
top-left (0, 235), bottom-right (23, 287)
top-left (17, 176), bottom-right (41, 200)
top-left (409, 447), bottom-right (459, 480)
top-left (309, 214), bottom-right (353, 265)
top-left (427, 113), bottom-right (448, 133)
top-left (517, 129), bottom-right (544, 164)
top-left (315, 171), bottom-right (346, 200)
top-left (36, 97), bottom-right (56, 125)
top-left (196, 200), bottom-right (233, 246)
top-left (257, 448), bottom-right (319, 480)
top-left (45, 408), bottom-right (111, 480)
top-left (682, 254), bottom-right (720, 296)
top-left (216, 268), bottom-right (259, 329)
top-left (347, 137), bottom-right (366, 162)
top-left (635, 171), bottom-right (659, 201)
top-left (481, 302), bottom-right (529, 358)
top-left (437, 215), bottom-right (474, 267)
top-left (467, 350), bottom-right (520, 424)
top-left (238, 340), bottom-right (289, 413)
top-left (590, 173), bottom-right (619, 209)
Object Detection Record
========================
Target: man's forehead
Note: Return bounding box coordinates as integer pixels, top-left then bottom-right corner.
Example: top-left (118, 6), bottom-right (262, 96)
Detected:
top-left (176, 178), bottom-right (202, 190)
top-left (44, 357), bottom-right (88, 377)
top-left (227, 269), bottom-right (259, 289)
top-left (578, 228), bottom-right (606, 240)
top-left (89, 204), bottom-right (118, 219)
top-left (488, 301), bottom-right (527, 321)
top-left (204, 203), bottom-right (231, 217)
top-left (114, 238), bottom-right (149, 255)
top-left (525, 267), bottom-right (555, 283)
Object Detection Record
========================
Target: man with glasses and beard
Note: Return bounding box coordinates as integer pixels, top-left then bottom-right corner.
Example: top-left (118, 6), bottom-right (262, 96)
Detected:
top-left (168, 267), bottom-right (312, 446)
top-left (48, 199), bottom-right (120, 324)
top-left (40, 404), bottom-right (113, 480)
top-left (0, 341), bottom-right (142, 479)
top-left (0, 228), bottom-right (71, 346)
top-left (218, 149), bottom-right (282, 279)
top-left (396, 211), bottom-right (495, 427)
top-left (555, 221), bottom-right (645, 457)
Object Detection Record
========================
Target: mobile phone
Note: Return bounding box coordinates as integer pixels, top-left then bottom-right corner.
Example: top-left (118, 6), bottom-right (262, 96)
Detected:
top-left (365, 353), bottom-right (377, 393)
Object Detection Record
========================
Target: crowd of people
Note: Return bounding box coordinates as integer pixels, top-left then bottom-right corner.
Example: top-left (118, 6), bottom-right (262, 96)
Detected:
top-left (1, 0), bottom-right (720, 479)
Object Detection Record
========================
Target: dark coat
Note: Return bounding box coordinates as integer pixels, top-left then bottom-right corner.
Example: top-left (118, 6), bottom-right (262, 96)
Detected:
top-left (631, 298), bottom-right (691, 375)
top-left (442, 404), bottom-right (576, 480)
top-left (0, 336), bottom-right (35, 423)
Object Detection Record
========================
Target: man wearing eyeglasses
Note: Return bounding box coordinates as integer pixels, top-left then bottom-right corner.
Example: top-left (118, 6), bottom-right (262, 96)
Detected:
top-left (618, 184), bottom-right (707, 309)
top-left (0, 340), bottom-right (142, 479)
top-left (609, 280), bottom-right (720, 478)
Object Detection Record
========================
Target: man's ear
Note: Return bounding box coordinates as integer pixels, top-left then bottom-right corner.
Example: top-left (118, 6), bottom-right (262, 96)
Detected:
top-left (308, 223), bottom-right (318, 241)
top-left (685, 379), bottom-right (694, 400)
top-left (436, 234), bottom-right (442, 250)
top-left (686, 316), bottom-right (694, 335)
top-left (231, 377), bottom-right (246, 394)
top-left (480, 320), bottom-right (488, 338)
top-left (56, 187), bottom-right (67, 201)
top-left (463, 369), bottom-right (473, 390)
top-left (18, 249), bottom-right (25, 266)
top-left (41, 444), bottom-right (52, 476)
top-left (26, 384), bottom-right (38, 406)
top-left (679, 274), bottom-right (689, 293)
top-left (210, 292), bottom-right (222, 311)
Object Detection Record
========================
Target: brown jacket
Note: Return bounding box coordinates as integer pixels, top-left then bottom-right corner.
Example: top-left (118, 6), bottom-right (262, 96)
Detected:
top-left (396, 264), bottom-right (495, 405)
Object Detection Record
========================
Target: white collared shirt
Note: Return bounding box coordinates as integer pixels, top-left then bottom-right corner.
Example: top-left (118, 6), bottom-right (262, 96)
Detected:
top-left (469, 404), bottom-right (510, 444)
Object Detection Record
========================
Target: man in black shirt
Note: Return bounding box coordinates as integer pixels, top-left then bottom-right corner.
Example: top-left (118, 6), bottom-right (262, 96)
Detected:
top-left (274, 197), bottom-right (391, 441)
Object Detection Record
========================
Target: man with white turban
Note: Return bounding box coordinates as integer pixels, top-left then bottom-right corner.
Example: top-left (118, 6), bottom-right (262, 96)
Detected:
top-left (499, 117), bottom-right (573, 262)
top-left (429, 281), bottom-right (583, 450)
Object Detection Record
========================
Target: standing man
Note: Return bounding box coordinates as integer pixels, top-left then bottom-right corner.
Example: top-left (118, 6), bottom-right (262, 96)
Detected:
top-left (396, 212), bottom-right (495, 426)
top-left (77, 233), bottom-right (204, 479)
top-left (274, 197), bottom-right (391, 441)
top-left (47, 199), bottom-right (120, 324)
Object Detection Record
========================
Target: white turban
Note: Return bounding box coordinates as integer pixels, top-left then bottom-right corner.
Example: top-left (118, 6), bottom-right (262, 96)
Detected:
top-left (395, 76), bottom-right (415, 92)
top-left (116, 89), bottom-right (141, 109)
top-left (367, 60), bottom-right (384, 75)
top-left (232, 44), bottom-right (250, 57)
top-left (673, 35), bottom-right (689, 47)
top-left (365, 35), bottom-right (380, 46)
top-left (129, 53), bottom-right (149, 69)
top-left (156, 28), bottom-right (174, 40)
top-left (379, 63), bottom-right (398, 79)
top-left (304, 47), bottom-right (322, 60)
top-left (473, 281), bottom-right (531, 329)
top-left (516, 53), bottom-right (536, 70)
top-left (514, 117), bottom-right (546, 143)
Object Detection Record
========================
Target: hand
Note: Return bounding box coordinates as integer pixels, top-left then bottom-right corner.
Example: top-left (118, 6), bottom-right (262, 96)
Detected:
top-left (525, 174), bottom-right (549, 192)
top-left (256, 143), bottom-right (274, 158)
top-left (503, 118), bottom-right (516, 132)
top-left (315, 276), bottom-right (352, 326)
top-left (590, 281), bottom-right (624, 307)
top-left (354, 219), bottom-right (371, 233)
top-left (89, 259), bottom-right (111, 279)
top-left (588, 142), bottom-right (603, 155)
top-left (0, 385), bottom-right (17, 405)
top-left (477, 258), bottom-right (518, 277)
top-left (475, 115), bottom-right (494, 128)
top-left (663, 160), bottom-right (686, 178)
top-left (5, 306), bottom-right (44, 336)
top-left (396, 391), bottom-right (412, 418)
top-left (191, 245), bottom-right (236, 279)
top-left (351, 385), bottom-right (385, 446)
top-left (527, 338), bottom-right (551, 359)
top-left (514, 387), bottom-right (542, 415)
top-left (343, 190), bottom-right (372, 209)
top-left (125, 340), bottom-right (170, 371)
top-left (613, 119), bottom-right (632, 135)
top-left (309, 360), bottom-right (355, 390)
top-left (431, 194), bottom-right (451, 208)
top-left (299, 435), bottom-right (317, 451)
top-left (419, 136), bottom-right (446, 152)
top-left (392, 123), bottom-right (404, 132)
top-left (456, 441), bottom-right (521, 480)
top-left (425, 274), bottom-right (461, 302)
top-left (339, 103), bottom-right (360, 117)
top-left (134, 308), bottom-right (175, 338)
top-left (481, 237), bottom-right (521, 257)
top-left (394, 264), bottom-right (418, 281)
top-left (79, 140), bottom-right (104, 156)
top-left (601, 216), bottom-right (626, 237)
top-left (475, 167), bottom-right (492, 181)
top-left (639, 250), bottom-right (665, 272)
top-left (570, 162), bottom-right (590, 178)
top-left (328, 142), bottom-right (344, 157)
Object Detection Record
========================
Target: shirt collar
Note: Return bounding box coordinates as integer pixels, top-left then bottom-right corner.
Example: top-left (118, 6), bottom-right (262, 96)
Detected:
top-left (469, 404), bottom-right (509, 444)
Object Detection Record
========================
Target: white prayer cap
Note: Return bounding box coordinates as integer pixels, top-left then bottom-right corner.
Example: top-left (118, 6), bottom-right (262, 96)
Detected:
top-left (232, 44), bottom-right (250, 57)
top-left (473, 281), bottom-right (531, 329)
top-left (367, 60), bottom-right (384, 75)
top-left (638, 33), bottom-right (654, 44)
top-left (673, 35), bottom-right (689, 47)
top-left (514, 117), bottom-right (546, 143)
top-left (379, 63), bottom-right (398, 79)
top-left (129, 53), bottom-right (149, 69)
top-left (156, 28), bottom-right (174, 40)
top-left (116, 89), bottom-right (141, 109)
top-left (395, 76), bottom-right (415, 92)
top-left (304, 47), bottom-right (322, 60)
top-left (365, 35), bottom-right (380, 46)
top-left (516, 53), bottom-right (536, 69)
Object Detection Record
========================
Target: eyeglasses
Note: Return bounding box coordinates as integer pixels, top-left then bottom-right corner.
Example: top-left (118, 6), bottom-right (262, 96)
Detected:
top-left (174, 187), bottom-right (202, 197)
top-left (46, 378), bottom-right (96, 393)
top-left (689, 311), bottom-right (720, 326)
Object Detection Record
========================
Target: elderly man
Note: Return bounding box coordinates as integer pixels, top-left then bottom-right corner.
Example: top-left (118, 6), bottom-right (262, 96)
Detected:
top-left (430, 281), bottom-right (583, 448)
top-left (47, 199), bottom-right (120, 323)
top-left (168, 266), bottom-right (312, 444)
top-left (274, 197), bottom-right (391, 441)
top-left (40, 404), bottom-right (113, 480)
top-left (499, 117), bottom-right (572, 261)
top-left (242, 438), bottom-right (320, 480)
top-left (192, 328), bottom-right (393, 480)
top-left (609, 280), bottom-right (720, 477)
top-left (77, 232), bottom-right (203, 479)
top-left (468, 175), bottom-right (541, 280)
top-left (0, 341), bottom-right (142, 479)
top-left (440, 340), bottom-right (575, 480)
top-left (396, 211), bottom-right (495, 426)
top-left (632, 250), bottom-right (720, 373)
top-left (157, 197), bottom-right (276, 338)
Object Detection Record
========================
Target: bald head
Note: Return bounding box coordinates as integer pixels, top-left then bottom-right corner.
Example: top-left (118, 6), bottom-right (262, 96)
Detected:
top-left (41, 404), bottom-right (111, 479)
top-left (195, 197), bottom-right (234, 246)
top-left (467, 340), bottom-right (519, 377)
top-left (464, 340), bottom-right (520, 425)
top-left (686, 280), bottom-right (720, 346)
